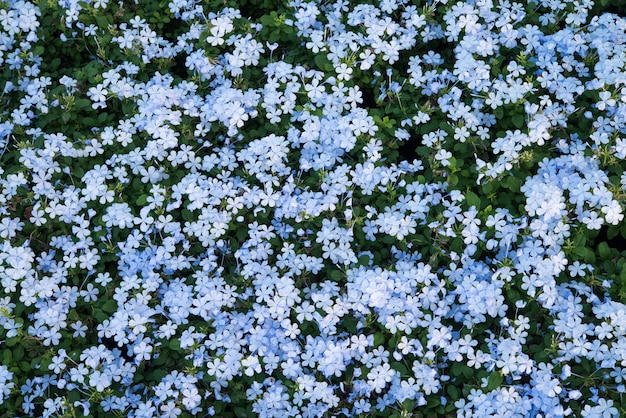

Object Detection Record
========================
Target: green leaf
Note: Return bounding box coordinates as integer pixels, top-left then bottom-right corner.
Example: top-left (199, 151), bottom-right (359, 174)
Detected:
top-left (84, 62), bottom-right (101, 79)
top-left (314, 54), bottom-right (331, 72)
top-left (357, 254), bottom-right (371, 266)
top-left (13, 345), bottom-right (24, 362)
top-left (74, 98), bottom-right (92, 110)
top-left (102, 299), bottom-right (117, 313)
top-left (573, 246), bottom-right (589, 258)
top-left (618, 220), bottom-right (626, 240)
top-left (487, 372), bottom-right (503, 390)
top-left (607, 226), bottom-right (619, 240)
top-left (182, 209), bottom-right (193, 221)
top-left (512, 113), bottom-right (524, 129)
top-left (259, 13), bottom-right (276, 27)
top-left (598, 242), bottom-right (611, 259)
top-left (93, 309), bottom-right (107, 322)
top-left (465, 191), bottom-right (481, 209)
top-left (451, 362), bottom-right (463, 377)
top-left (236, 226), bottom-right (247, 242)
top-left (341, 316), bottom-right (357, 333)
top-left (32, 45), bottom-right (45, 56)
top-left (67, 390), bottom-right (80, 403)
top-left (382, 235), bottom-right (396, 244)
top-left (268, 30), bottom-right (280, 43)
top-left (503, 175), bottom-right (521, 192)
top-left (447, 384), bottom-right (460, 399)
top-left (391, 361), bottom-right (408, 375)
top-left (146, 368), bottom-right (167, 382)
top-left (95, 15), bottom-right (112, 28)
top-left (402, 399), bottom-right (415, 411)
top-left (573, 233), bottom-right (586, 247)
top-left (136, 195), bottom-right (148, 206)
top-left (153, 353), bottom-right (166, 366)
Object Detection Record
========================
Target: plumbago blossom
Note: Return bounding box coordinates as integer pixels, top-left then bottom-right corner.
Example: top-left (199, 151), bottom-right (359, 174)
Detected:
top-left (1, 0), bottom-right (626, 417)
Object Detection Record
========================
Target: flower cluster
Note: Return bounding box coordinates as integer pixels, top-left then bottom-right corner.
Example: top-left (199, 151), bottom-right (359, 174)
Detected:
top-left (1, 0), bottom-right (626, 417)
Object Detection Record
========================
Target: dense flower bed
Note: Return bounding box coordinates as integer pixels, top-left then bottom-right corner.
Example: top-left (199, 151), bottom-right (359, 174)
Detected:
top-left (2, 0), bottom-right (626, 416)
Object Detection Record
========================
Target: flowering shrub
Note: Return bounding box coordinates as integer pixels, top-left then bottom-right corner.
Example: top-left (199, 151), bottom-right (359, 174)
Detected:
top-left (2, 0), bottom-right (626, 416)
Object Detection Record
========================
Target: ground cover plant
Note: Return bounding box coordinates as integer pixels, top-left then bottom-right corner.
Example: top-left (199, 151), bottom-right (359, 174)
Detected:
top-left (2, 0), bottom-right (626, 416)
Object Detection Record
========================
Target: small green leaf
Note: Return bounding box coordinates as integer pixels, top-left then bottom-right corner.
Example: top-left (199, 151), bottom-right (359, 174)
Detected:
top-left (607, 226), bottom-right (619, 240)
top-left (259, 13), bottom-right (275, 27)
top-left (136, 195), bottom-right (148, 206)
top-left (102, 299), bottom-right (117, 313)
top-left (268, 30), bottom-right (280, 43)
top-left (357, 254), bottom-right (371, 266)
top-left (598, 242), bottom-right (611, 259)
top-left (465, 191), bottom-right (481, 209)
top-left (341, 316), bottom-right (357, 333)
top-left (95, 15), bottom-right (112, 28)
top-left (487, 372), bottom-right (503, 390)
top-left (447, 384), bottom-right (460, 399)
top-left (32, 45), bottom-right (45, 56)
top-left (503, 175), bottom-right (521, 192)
top-left (512, 113), bottom-right (524, 129)
top-left (13, 345), bottom-right (24, 362)
top-left (391, 361), bottom-right (408, 375)
top-left (402, 399), bottom-right (415, 411)
top-left (75, 98), bottom-right (92, 109)
top-left (182, 209), bottom-right (193, 221)
top-left (93, 309), bottom-right (107, 322)
top-left (573, 246), bottom-right (589, 258)
top-left (314, 54), bottom-right (331, 72)
top-left (620, 221), bottom-right (626, 239)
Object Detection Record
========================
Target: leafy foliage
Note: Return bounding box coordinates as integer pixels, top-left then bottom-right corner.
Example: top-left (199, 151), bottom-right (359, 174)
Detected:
top-left (1, 0), bottom-right (626, 417)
